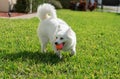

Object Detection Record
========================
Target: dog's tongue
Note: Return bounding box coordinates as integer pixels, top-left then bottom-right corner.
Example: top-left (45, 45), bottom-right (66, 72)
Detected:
top-left (56, 44), bottom-right (63, 50)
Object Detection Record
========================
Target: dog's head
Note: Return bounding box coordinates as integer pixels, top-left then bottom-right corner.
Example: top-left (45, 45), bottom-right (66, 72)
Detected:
top-left (55, 27), bottom-right (73, 50)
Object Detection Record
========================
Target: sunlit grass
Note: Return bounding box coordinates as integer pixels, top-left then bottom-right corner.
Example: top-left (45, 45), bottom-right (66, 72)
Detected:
top-left (0, 10), bottom-right (119, 78)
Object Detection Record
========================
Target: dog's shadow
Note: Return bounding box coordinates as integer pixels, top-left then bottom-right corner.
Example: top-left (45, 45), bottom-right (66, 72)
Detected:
top-left (3, 50), bottom-right (63, 64)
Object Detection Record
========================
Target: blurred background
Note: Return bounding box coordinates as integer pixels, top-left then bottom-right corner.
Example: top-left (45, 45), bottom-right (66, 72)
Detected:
top-left (0, 0), bottom-right (120, 17)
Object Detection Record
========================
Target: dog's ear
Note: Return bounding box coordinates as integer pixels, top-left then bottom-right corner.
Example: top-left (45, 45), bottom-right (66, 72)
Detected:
top-left (66, 28), bottom-right (73, 36)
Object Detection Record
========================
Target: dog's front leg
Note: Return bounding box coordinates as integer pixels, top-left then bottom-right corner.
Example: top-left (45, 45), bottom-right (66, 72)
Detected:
top-left (70, 47), bottom-right (76, 56)
top-left (53, 47), bottom-right (62, 59)
top-left (51, 42), bottom-right (62, 59)
top-left (56, 51), bottom-right (62, 59)
top-left (54, 47), bottom-right (62, 59)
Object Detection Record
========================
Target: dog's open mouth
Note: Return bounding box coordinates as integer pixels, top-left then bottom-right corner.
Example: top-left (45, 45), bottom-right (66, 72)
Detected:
top-left (55, 42), bottom-right (65, 50)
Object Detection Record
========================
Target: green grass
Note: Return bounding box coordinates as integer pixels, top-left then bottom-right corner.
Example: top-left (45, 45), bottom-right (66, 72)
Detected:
top-left (0, 10), bottom-right (120, 79)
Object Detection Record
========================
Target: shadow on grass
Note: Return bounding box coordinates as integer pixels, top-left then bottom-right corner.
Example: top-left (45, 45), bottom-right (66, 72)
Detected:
top-left (2, 51), bottom-right (63, 64)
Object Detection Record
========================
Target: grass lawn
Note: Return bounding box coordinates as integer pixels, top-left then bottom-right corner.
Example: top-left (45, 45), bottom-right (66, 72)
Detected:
top-left (0, 10), bottom-right (120, 79)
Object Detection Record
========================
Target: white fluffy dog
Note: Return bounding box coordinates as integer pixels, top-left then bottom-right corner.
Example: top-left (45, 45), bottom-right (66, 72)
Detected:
top-left (37, 3), bottom-right (76, 59)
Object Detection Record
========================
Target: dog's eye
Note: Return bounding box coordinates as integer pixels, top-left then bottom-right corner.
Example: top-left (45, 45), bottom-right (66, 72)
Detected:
top-left (60, 37), bottom-right (64, 40)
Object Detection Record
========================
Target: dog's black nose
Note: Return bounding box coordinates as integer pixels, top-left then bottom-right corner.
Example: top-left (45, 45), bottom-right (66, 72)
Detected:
top-left (55, 42), bottom-right (58, 45)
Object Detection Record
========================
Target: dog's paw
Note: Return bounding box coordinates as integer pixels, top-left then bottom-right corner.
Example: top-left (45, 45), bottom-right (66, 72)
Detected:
top-left (69, 54), bottom-right (74, 57)
top-left (55, 52), bottom-right (62, 59)
top-left (41, 49), bottom-right (46, 53)
top-left (70, 51), bottom-right (76, 57)
top-left (70, 49), bottom-right (76, 56)
top-left (59, 55), bottom-right (62, 59)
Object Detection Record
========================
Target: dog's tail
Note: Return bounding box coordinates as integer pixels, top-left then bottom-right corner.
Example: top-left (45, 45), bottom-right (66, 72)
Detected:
top-left (37, 3), bottom-right (57, 21)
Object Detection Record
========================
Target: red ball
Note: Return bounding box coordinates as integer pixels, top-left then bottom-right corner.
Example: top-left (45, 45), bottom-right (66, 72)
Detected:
top-left (56, 44), bottom-right (63, 50)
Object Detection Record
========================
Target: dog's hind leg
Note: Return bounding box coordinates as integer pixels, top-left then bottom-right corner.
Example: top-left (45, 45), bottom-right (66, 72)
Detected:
top-left (40, 37), bottom-right (48, 53)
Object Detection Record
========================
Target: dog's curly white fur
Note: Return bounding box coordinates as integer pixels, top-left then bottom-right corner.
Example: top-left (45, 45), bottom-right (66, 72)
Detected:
top-left (37, 3), bottom-right (76, 59)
